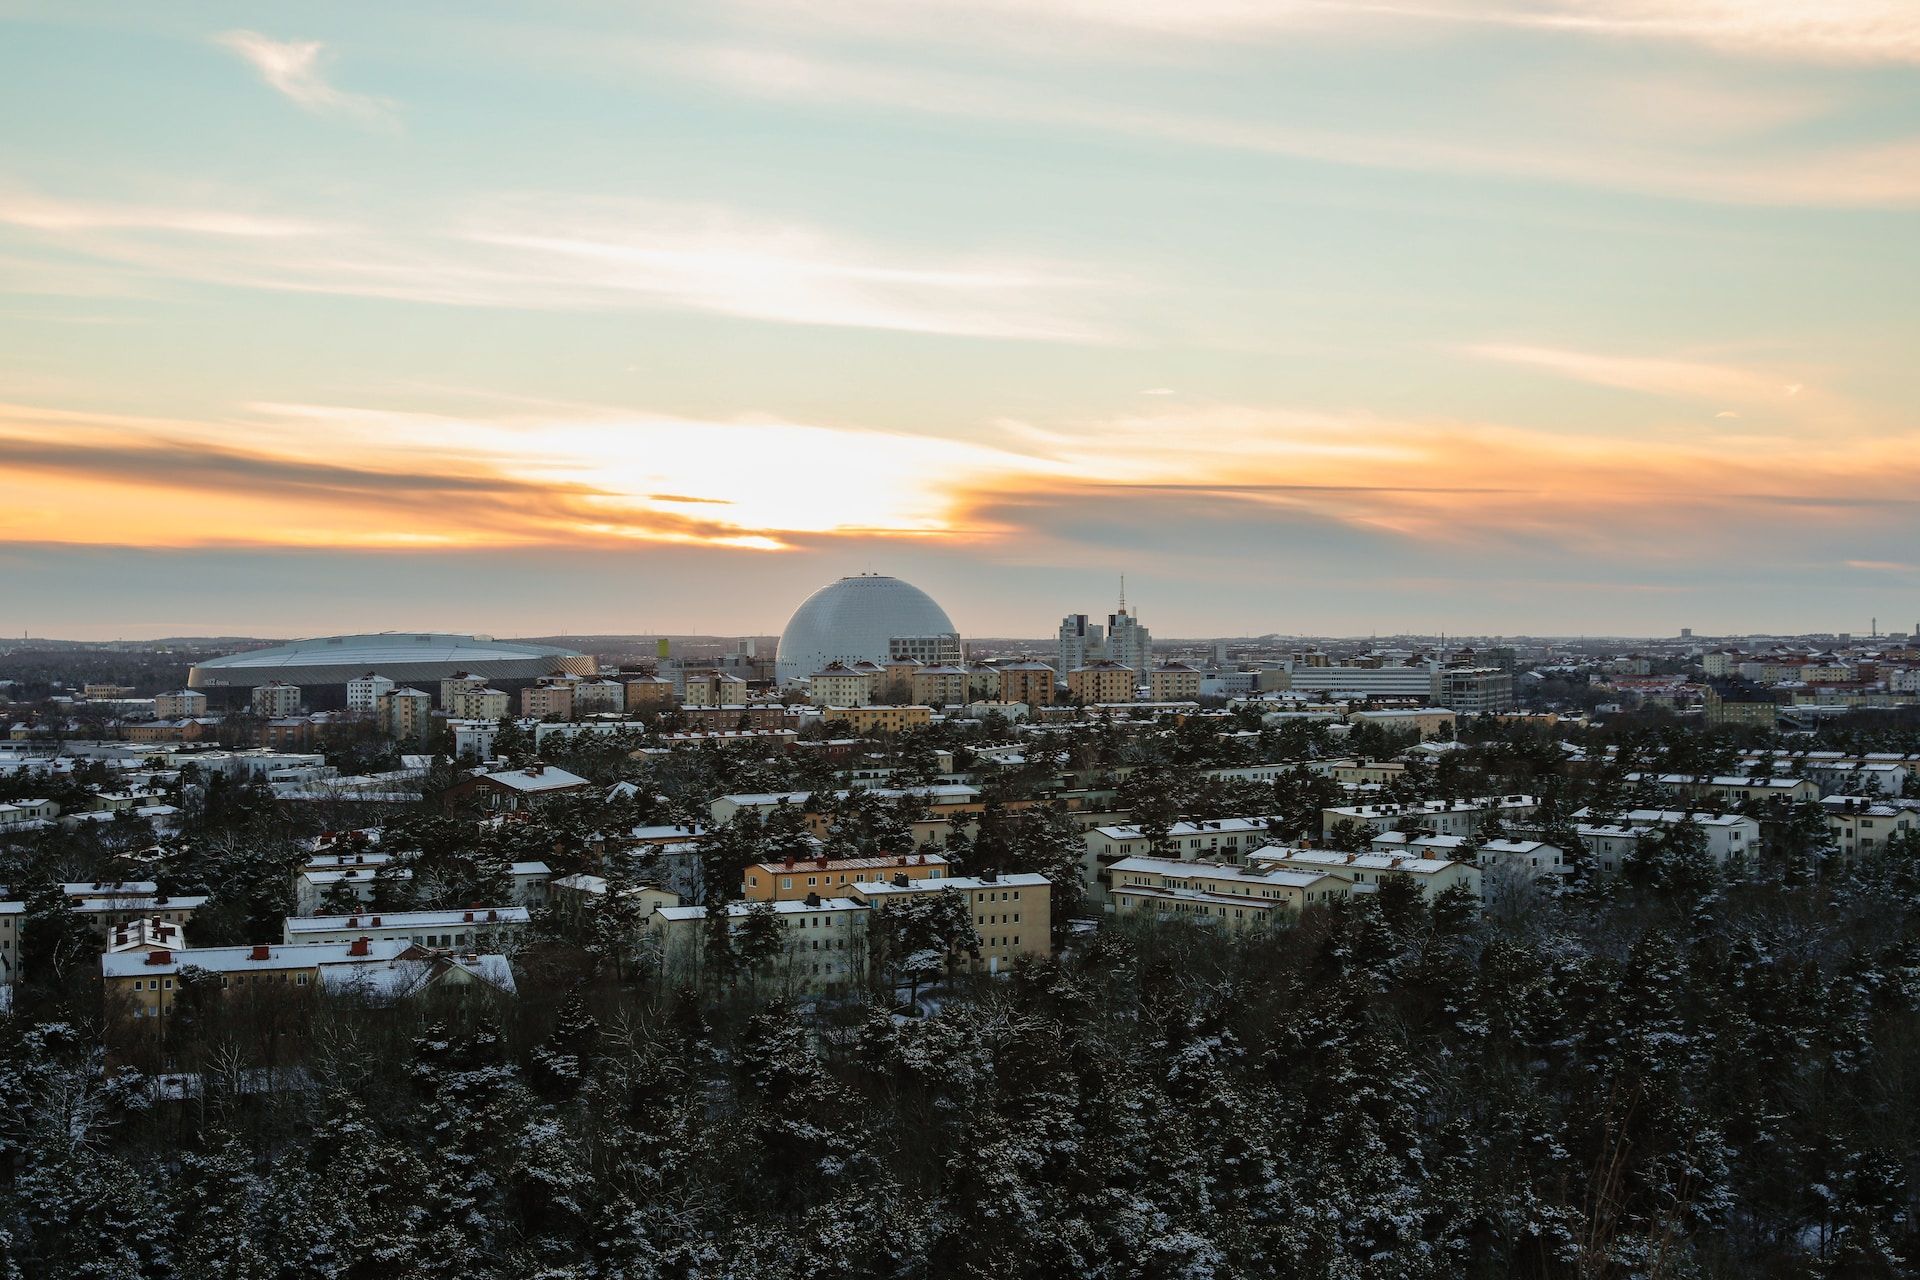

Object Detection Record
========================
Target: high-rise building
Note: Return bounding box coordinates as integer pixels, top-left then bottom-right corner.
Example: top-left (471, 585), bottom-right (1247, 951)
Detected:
top-left (1058, 614), bottom-right (1104, 674)
top-left (1106, 597), bottom-right (1152, 675)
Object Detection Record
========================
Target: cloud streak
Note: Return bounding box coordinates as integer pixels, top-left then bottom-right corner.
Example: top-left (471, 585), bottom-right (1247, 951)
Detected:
top-left (215, 30), bottom-right (397, 127)
top-left (0, 184), bottom-right (1117, 342)
top-left (668, 44), bottom-right (1920, 208)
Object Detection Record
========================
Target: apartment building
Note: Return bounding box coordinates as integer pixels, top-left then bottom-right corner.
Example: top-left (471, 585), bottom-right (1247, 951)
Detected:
top-left (997, 660), bottom-right (1058, 708)
top-left (822, 705), bottom-right (933, 734)
top-left (1080, 816), bottom-right (1282, 907)
top-left (1107, 856), bottom-right (1349, 930)
top-left (0, 900), bottom-right (20, 987)
top-left (64, 883), bottom-right (208, 936)
top-left (151, 690), bottom-right (208, 719)
top-left (377, 687), bottom-right (433, 742)
top-left (850, 872), bottom-right (1052, 975)
top-left (1068, 661), bottom-right (1136, 704)
top-left (743, 852), bottom-right (949, 902)
top-left (346, 672), bottom-right (395, 712)
top-left (1570, 807), bottom-right (1760, 864)
top-left (810, 662), bottom-right (875, 708)
top-left (1824, 798), bottom-right (1920, 860)
top-left (250, 682), bottom-right (302, 717)
top-left (446, 685), bottom-right (511, 720)
top-left (521, 680), bottom-right (576, 720)
top-left (1346, 707), bottom-right (1457, 739)
top-left (1626, 773), bottom-right (1821, 804)
top-left (651, 895), bottom-right (869, 991)
top-left (1248, 846), bottom-right (1482, 899)
top-left (911, 665), bottom-right (970, 707)
top-left (101, 938), bottom-right (513, 1019)
top-left (1149, 664), bottom-right (1204, 702)
top-left (1322, 795), bottom-right (1539, 839)
top-left (283, 906), bottom-right (530, 950)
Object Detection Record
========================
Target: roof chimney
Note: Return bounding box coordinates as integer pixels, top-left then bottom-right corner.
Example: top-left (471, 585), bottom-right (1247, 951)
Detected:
top-left (249, 944), bottom-right (270, 961)
top-left (147, 949), bottom-right (171, 965)
top-left (348, 936), bottom-right (370, 957)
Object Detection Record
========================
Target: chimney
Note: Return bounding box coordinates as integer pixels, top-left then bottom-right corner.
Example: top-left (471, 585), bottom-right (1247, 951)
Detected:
top-left (147, 949), bottom-right (171, 965)
top-left (486, 909), bottom-right (498, 922)
top-left (348, 936), bottom-right (370, 957)
top-left (892, 873), bottom-right (910, 887)
top-left (370, 915), bottom-right (382, 927)
top-left (249, 944), bottom-right (270, 961)
top-left (463, 911), bottom-right (474, 923)
top-left (805, 892), bottom-right (821, 906)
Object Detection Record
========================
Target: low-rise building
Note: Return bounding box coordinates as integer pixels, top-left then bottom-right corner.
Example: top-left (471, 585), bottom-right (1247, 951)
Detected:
top-left (283, 906), bottom-right (530, 950)
top-left (744, 852), bottom-right (949, 902)
top-left (442, 763), bottom-right (592, 813)
top-left (1823, 797), bottom-right (1920, 861)
top-left (1248, 846), bottom-right (1481, 899)
top-left (102, 939), bottom-right (514, 1019)
top-left (1322, 795), bottom-right (1538, 839)
top-left (823, 705), bottom-right (934, 734)
top-left (1570, 807), bottom-right (1761, 865)
top-left (1107, 856), bottom-right (1349, 929)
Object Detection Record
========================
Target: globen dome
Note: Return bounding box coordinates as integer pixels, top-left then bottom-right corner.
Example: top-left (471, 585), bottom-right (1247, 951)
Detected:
top-left (775, 574), bottom-right (961, 685)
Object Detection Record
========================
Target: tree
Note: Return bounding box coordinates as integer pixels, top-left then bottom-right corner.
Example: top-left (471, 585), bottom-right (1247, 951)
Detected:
top-left (872, 887), bottom-right (979, 1009)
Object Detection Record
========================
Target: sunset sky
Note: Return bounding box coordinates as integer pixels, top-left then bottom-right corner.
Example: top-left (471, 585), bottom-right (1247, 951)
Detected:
top-left (4, 1), bottom-right (1919, 640)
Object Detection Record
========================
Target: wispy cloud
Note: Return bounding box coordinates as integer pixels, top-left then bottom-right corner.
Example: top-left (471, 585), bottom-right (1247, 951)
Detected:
top-left (1458, 343), bottom-right (1817, 405)
top-left (736, 0), bottom-right (1920, 65)
top-left (0, 184), bottom-right (1116, 341)
top-left (668, 44), bottom-right (1920, 208)
top-left (214, 30), bottom-right (396, 127)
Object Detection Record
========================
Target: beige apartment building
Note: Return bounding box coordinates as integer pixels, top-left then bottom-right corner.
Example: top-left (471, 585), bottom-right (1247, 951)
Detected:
top-left (825, 705), bottom-right (932, 734)
top-left (911, 665), bottom-right (970, 707)
top-left (743, 852), bottom-right (950, 901)
top-left (1068, 661), bottom-right (1136, 704)
top-left (522, 680), bottom-right (576, 720)
top-left (810, 662), bottom-right (875, 708)
top-left (849, 872), bottom-right (1052, 975)
top-left (154, 690), bottom-right (209, 719)
top-left (378, 687), bottom-right (433, 741)
top-left (1148, 664), bottom-right (1203, 702)
top-left (996, 660), bottom-right (1058, 708)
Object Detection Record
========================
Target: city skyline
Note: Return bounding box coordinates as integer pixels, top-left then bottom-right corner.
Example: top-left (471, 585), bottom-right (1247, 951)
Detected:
top-left (5, 3), bottom-right (1920, 638)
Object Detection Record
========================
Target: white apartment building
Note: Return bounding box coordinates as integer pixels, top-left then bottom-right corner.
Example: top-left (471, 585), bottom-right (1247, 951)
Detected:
top-left (1571, 808), bottom-right (1760, 865)
top-left (1322, 795), bottom-right (1539, 839)
top-left (1823, 798), bottom-right (1920, 860)
top-left (1107, 856), bottom-right (1349, 928)
top-left (250, 681), bottom-right (302, 717)
top-left (346, 672), bottom-right (395, 712)
top-left (1080, 816), bottom-right (1282, 907)
top-left (283, 905), bottom-right (530, 949)
top-left (1248, 845), bottom-right (1482, 899)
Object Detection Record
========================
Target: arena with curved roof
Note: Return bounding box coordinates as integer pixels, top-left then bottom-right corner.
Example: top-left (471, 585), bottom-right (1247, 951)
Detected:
top-left (188, 633), bottom-right (595, 704)
top-left (775, 574), bottom-right (960, 685)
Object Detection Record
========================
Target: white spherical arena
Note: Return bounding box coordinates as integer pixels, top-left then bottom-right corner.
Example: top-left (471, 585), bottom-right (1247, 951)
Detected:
top-left (775, 574), bottom-right (959, 684)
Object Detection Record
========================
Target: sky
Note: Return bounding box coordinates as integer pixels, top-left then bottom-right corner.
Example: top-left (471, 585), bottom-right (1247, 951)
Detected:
top-left (2, 1), bottom-right (1919, 641)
